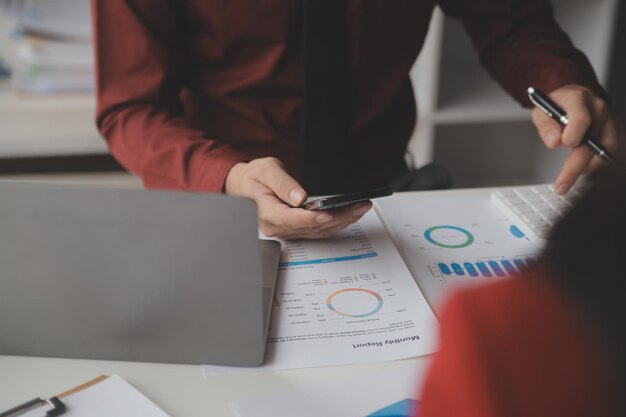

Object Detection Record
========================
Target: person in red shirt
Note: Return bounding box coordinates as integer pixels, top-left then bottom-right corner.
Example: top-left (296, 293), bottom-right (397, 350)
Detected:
top-left (92, 1), bottom-right (623, 239)
top-left (418, 169), bottom-right (626, 417)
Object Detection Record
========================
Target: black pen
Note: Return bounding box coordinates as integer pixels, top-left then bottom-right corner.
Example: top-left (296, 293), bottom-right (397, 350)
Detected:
top-left (527, 86), bottom-right (619, 167)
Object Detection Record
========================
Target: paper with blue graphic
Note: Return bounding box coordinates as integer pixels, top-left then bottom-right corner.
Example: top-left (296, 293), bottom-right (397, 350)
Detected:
top-left (368, 399), bottom-right (419, 417)
top-left (266, 211), bottom-right (437, 370)
top-left (377, 194), bottom-right (540, 311)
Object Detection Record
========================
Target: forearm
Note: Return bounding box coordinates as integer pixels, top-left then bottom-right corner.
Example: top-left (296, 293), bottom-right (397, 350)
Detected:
top-left (482, 8), bottom-right (605, 106)
top-left (97, 104), bottom-right (251, 192)
top-left (440, 0), bottom-right (606, 105)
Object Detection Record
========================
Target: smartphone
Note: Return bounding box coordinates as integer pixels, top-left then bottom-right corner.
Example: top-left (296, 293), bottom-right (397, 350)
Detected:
top-left (301, 187), bottom-right (392, 211)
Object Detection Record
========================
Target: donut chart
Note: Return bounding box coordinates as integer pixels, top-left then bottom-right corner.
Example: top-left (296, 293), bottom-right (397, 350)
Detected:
top-left (326, 288), bottom-right (383, 318)
top-left (424, 225), bottom-right (474, 248)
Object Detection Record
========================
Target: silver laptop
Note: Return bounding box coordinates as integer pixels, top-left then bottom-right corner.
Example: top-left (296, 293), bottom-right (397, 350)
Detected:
top-left (0, 181), bottom-right (280, 366)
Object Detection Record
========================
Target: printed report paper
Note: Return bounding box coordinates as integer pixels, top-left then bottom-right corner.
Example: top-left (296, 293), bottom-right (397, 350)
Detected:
top-left (203, 210), bottom-right (438, 374)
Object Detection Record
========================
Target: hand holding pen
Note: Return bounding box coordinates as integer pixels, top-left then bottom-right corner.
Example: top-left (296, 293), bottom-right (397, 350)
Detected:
top-left (528, 85), bottom-right (624, 195)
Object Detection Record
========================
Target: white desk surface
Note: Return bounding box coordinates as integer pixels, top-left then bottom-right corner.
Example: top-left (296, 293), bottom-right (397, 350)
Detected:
top-left (0, 186), bottom-right (495, 417)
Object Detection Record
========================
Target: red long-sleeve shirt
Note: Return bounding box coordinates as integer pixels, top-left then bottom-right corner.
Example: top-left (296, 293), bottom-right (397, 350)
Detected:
top-left (418, 272), bottom-right (618, 417)
top-left (92, 0), bottom-right (603, 192)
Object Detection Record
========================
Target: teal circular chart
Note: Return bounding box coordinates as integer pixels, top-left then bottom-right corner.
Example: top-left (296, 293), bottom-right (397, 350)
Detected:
top-left (326, 288), bottom-right (383, 318)
top-left (424, 225), bottom-right (474, 248)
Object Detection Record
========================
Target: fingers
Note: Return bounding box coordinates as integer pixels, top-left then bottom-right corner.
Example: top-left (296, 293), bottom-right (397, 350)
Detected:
top-left (531, 85), bottom-right (623, 194)
top-left (585, 115), bottom-right (621, 173)
top-left (560, 95), bottom-right (593, 148)
top-left (312, 201), bottom-right (372, 232)
top-left (555, 113), bottom-right (622, 193)
top-left (554, 146), bottom-right (593, 195)
top-left (531, 86), bottom-right (603, 149)
top-left (225, 156), bottom-right (374, 239)
top-left (256, 194), bottom-right (331, 236)
top-left (260, 200), bottom-right (373, 240)
top-left (279, 202), bottom-right (373, 240)
top-left (250, 157), bottom-right (307, 206)
top-left (532, 108), bottom-right (562, 149)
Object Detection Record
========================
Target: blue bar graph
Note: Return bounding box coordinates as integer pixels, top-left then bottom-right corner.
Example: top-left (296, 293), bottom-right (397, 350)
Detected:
top-left (435, 258), bottom-right (535, 278)
top-left (476, 262), bottom-right (492, 277)
top-left (513, 259), bottom-right (527, 271)
top-left (464, 262), bottom-right (479, 277)
top-left (451, 263), bottom-right (465, 276)
top-left (438, 262), bottom-right (451, 275)
top-left (501, 260), bottom-right (517, 275)
top-left (488, 261), bottom-right (505, 276)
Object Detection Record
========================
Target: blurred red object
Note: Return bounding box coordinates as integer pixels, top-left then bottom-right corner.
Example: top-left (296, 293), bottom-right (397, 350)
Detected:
top-left (417, 269), bottom-right (618, 417)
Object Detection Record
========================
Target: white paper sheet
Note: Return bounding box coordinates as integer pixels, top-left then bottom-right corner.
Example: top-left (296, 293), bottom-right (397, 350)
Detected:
top-left (376, 195), bottom-right (541, 311)
top-left (229, 363), bottom-right (423, 417)
top-left (203, 210), bottom-right (438, 374)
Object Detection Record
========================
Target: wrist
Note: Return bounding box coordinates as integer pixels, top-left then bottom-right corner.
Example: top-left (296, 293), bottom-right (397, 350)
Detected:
top-left (557, 83), bottom-right (611, 105)
top-left (224, 162), bottom-right (247, 195)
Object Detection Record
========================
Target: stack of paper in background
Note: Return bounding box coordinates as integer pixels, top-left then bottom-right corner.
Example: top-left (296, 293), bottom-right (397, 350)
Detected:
top-left (0, 2), bottom-right (16, 78)
top-left (0, 0), bottom-right (93, 95)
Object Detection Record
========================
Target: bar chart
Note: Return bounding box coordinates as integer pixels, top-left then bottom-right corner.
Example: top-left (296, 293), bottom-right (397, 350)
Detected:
top-left (431, 257), bottom-right (536, 279)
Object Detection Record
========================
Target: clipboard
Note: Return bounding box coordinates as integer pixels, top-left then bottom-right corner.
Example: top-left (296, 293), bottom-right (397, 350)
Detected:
top-left (1, 375), bottom-right (171, 417)
top-left (0, 376), bottom-right (108, 417)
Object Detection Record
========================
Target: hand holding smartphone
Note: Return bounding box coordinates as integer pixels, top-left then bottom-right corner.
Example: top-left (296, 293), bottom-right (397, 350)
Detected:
top-left (301, 187), bottom-right (392, 210)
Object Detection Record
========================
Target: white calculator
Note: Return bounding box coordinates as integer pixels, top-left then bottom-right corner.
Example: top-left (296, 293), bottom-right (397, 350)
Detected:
top-left (490, 182), bottom-right (587, 246)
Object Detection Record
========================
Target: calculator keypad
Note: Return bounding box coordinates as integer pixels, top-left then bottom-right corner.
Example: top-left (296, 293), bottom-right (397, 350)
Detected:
top-left (492, 183), bottom-right (586, 239)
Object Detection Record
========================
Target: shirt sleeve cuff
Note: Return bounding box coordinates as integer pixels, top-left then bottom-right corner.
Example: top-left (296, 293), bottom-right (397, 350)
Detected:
top-left (192, 147), bottom-right (254, 193)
